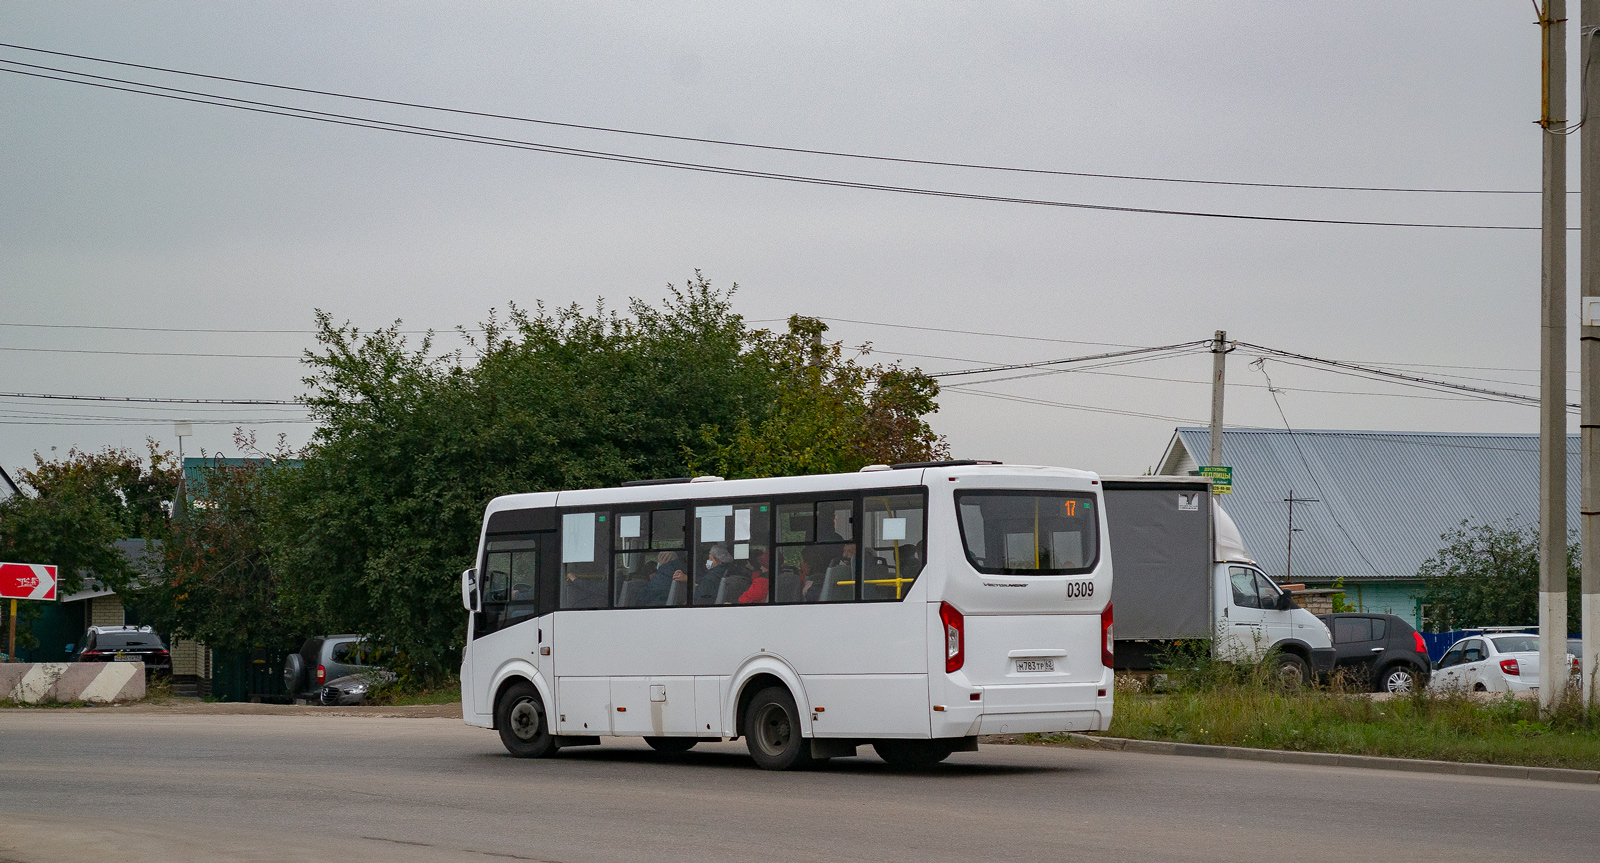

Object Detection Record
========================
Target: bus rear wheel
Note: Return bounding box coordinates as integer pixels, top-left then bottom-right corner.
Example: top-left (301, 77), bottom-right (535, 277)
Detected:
top-left (744, 686), bottom-right (813, 771)
top-left (496, 681), bottom-right (559, 758)
top-left (644, 737), bottom-right (698, 755)
top-left (873, 739), bottom-right (956, 767)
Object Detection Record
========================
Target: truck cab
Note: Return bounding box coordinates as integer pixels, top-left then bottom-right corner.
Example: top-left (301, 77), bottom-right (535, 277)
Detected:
top-left (1212, 559), bottom-right (1334, 679)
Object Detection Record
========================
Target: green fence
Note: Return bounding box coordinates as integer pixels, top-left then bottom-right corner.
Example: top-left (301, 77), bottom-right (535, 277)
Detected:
top-left (210, 646), bottom-right (292, 702)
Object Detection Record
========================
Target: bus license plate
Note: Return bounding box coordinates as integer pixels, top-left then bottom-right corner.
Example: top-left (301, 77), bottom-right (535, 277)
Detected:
top-left (1015, 659), bottom-right (1055, 673)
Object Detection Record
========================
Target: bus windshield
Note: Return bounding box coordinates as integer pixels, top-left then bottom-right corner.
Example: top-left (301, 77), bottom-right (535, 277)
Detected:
top-left (956, 490), bottom-right (1098, 575)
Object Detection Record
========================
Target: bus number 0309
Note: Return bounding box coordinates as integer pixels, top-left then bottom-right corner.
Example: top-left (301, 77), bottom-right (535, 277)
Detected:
top-left (1065, 580), bottom-right (1094, 599)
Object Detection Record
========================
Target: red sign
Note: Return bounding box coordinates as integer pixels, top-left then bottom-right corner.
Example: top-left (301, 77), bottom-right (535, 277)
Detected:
top-left (0, 562), bottom-right (58, 601)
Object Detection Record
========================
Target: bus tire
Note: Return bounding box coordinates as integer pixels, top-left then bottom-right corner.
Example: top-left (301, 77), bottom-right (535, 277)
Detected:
top-left (744, 686), bottom-right (813, 771)
top-left (496, 681), bottom-right (559, 758)
top-left (872, 739), bottom-right (955, 767)
top-left (644, 736), bottom-right (698, 755)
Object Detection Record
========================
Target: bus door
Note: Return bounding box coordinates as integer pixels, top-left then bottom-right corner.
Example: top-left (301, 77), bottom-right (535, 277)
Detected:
top-left (473, 531), bottom-right (552, 715)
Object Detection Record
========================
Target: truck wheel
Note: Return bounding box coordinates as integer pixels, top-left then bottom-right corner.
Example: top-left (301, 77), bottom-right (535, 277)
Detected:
top-left (1377, 665), bottom-right (1418, 694)
top-left (1272, 653), bottom-right (1308, 688)
top-left (644, 736), bottom-right (698, 755)
top-left (873, 740), bottom-right (956, 767)
top-left (744, 686), bottom-right (813, 770)
top-left (496, 681), bottom-right (559, 758)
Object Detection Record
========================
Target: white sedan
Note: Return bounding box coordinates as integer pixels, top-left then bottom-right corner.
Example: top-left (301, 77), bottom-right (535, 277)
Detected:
top-left (1428, 633), bottom-right (1578, 693)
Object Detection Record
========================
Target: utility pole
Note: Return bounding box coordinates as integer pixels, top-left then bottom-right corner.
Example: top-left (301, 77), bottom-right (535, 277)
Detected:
top-left (1209, 330), bottom-right (1228, 479)
top-left (173, 420), bottom-right (192, 522)
top-left (1582, 0), bottom-right (1600, 706)
top-left (1284, 490), bottom-right (1318, 584)
top-left (1538, 0), bottom-right (1569, 713)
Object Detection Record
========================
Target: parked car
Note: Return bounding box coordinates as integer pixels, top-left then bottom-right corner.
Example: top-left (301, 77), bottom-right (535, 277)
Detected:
top-left (76, 625), bottom-right (171, 674)
top-left (282, 635), bottom-right (391, 702)
top-left (1318, 613), bottom-right (1431, 692)
top-left (319, 669), bottom-right (399, 705)
top-left (1429, 631), bottom-right (1577, 693)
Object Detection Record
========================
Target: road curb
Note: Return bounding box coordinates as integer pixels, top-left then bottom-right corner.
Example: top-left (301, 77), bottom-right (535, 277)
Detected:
top-left (1067, 733), bottom-right (1600, 785)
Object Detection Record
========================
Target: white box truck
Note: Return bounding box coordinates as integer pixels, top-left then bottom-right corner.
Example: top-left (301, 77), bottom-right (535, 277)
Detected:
top-left (1102, 476), bottom-right (1334, 681)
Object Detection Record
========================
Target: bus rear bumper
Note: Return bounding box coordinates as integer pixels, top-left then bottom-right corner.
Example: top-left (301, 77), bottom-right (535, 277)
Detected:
top-left (932, 677), bottom-right (1113, 737)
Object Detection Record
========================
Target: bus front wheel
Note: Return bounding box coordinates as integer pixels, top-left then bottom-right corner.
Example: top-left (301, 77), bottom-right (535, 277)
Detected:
top-left (744, 686), bottom-right (813, 771)
top-left (496, 681), bottom-right (559, 758)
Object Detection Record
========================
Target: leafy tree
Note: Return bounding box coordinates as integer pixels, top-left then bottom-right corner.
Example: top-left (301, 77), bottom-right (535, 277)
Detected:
top-left (0, 449), bottom-right (159, 650)
top-left (1415, 520), bottom-right (1581, 633)
top-left (268, 276), bottom-right (948, 680)
top-left (133, 455), bottom-right (307, 656)
top-left (695, 315), bottom-right (949, 478)
top-left (19, 444), bottom-right (178, 540)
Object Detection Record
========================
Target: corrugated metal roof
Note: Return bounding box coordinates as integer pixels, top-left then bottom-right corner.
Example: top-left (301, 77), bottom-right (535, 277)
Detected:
top-left (1164, 428), bottom-right (1579, 581)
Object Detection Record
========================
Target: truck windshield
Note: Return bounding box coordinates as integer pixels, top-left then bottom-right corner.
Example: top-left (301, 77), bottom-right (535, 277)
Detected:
top-left (956, 490), bottom-right (1098, 574)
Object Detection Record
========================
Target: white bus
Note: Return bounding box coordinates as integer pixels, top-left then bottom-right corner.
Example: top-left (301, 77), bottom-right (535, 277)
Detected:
top-left (459, 461), bottom-right (1114, 770)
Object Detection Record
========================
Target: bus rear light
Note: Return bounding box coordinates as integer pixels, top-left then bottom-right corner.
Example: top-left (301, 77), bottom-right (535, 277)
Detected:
top-left (939, 602), bottom-right (964, 673)
top-left (1101, 603), bottom-right (1115, 668)
top-left (1500, 659), bottom-right (1520, 676)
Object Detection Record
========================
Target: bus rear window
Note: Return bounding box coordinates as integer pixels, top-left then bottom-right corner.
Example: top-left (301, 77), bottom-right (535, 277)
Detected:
top-left (955, 491), bottom-right (1098, 575)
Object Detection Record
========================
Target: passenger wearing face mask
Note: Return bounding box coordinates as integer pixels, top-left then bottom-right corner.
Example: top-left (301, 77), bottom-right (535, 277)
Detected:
top-left (693, 544), bottom-right (734, 604)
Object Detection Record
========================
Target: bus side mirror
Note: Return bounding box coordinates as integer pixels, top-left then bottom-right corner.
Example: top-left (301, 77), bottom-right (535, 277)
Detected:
top-left (462, 568), bottom-right (480, 613)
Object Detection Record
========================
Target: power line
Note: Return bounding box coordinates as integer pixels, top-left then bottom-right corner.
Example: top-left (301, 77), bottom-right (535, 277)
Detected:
top-left (1234, 343), bottom-right (1580, 410)
top-left (930, 342), bottom-right (1209, 378)
top-left (0, 42), bottom-right (1559, 197)
top-left (0, 345), bottom-right (300, 359)
top-left (0, 321), bottom-right (434, 335)
top-left (0, 391), bottom-right (300, 405)
top-left (0, 61), bottom-right (1570, 232)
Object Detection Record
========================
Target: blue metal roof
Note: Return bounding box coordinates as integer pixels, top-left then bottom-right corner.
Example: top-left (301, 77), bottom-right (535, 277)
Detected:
top-left (1164, 428), bottom-right (1578, 581)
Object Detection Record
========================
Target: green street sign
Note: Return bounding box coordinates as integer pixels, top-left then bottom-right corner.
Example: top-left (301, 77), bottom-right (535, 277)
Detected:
top-left (1197, 465), bottom-right (1232, 494)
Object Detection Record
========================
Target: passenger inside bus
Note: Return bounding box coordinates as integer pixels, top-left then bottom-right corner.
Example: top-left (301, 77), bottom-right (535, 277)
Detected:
top-left (694, 544), bottom-right (733, 604)
top-left (737, 549), bottom-right (770, 603)
top-left (798, 545), bottom-right (840, 602)
top-left (562, 562), bottom-right (608, 609)
top-left (640, 550), bottom-right (688, 606)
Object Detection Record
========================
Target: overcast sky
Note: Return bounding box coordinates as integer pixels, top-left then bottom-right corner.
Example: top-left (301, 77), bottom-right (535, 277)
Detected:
top-left (0, 2), bottom-right (1581, 485)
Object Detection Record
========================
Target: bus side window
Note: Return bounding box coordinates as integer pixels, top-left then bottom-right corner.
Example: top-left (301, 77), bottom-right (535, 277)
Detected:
top-left (560, 512), bottom-right (609, 610)
top-left (694, 502), bottom-right (770, 605)
top-left (863, 494), bottom-right (926, 601)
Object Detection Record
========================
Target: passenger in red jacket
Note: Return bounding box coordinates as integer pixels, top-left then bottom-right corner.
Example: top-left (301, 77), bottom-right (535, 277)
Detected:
top-left (738, 549), bottom-right (771, 604)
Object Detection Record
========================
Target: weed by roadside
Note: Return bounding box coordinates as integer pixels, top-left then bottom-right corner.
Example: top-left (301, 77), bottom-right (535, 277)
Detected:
top-left (364, 674), bottom-right (460, 707)
top-left (1056, 643), bottom-right (1600, 771)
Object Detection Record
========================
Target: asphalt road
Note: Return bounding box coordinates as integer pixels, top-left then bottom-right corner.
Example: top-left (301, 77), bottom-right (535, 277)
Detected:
top-left (0, 708), bottom-right (1594, 863)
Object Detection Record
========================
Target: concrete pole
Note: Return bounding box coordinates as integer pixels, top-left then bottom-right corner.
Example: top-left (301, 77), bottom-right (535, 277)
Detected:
top-left (1539, 0), bottom-right (1569, 713)
top-left (1582, 0), bottom-right (1600, 706)
top-left (1209, 330), bottom-right (1227, 474)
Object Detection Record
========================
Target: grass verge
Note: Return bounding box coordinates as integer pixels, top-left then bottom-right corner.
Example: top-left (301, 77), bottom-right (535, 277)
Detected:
top-left (1027, 646), bottom-right (1600, 771)
top-left (365, 675), bottom-right (461, 707)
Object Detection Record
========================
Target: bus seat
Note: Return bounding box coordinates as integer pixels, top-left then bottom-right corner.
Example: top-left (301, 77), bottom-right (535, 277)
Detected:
top-left (774, 568), bottom-right (801, 603)
top-left (819, 563), bottom-right (853, 601)
top-left (666, 579), bottom-right (685, 607)
top-left (617, 579), bottom-right (640, 608)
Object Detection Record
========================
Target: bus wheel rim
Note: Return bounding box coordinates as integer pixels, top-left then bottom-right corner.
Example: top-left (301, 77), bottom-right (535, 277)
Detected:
top-left (510, 699), bottom-right (540, 740)
top-left (755, 703), bottom-right (791, 754)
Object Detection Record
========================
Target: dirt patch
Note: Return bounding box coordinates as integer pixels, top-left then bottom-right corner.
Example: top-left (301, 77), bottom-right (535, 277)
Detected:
top-left (0, 698), bottom-right (462, 718)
